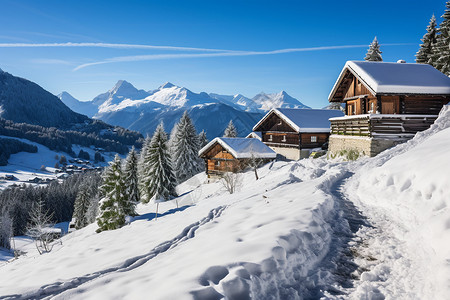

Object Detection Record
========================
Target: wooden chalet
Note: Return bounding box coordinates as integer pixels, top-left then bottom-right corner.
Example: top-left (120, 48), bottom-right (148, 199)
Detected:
top-left (252, 108), bottom-right (344, 160)
top-left (198, 137), bottom-right (276, 177)
top-left (328, 61), bottom-right (450, 156)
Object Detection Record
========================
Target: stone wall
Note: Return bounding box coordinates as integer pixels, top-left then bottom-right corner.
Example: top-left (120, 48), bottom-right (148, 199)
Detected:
top-left (268, 146), bottom-right (301, 160)
top-left (328, 135), bottom-right (407, 157)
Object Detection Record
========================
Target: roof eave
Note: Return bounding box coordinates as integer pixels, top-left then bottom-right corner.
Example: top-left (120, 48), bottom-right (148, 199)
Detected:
top-left (328, 61), bottom-right (377, 102)
top-left (253, 108), bottom-right (300, 133)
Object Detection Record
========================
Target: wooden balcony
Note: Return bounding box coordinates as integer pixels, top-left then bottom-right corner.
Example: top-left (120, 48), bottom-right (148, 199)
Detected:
top-left (330, 114), bottom-right (438, 138)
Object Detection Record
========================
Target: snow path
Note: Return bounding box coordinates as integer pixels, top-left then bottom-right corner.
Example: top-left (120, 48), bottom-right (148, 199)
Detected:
top-left (187, 168), bottom-right (373, 300)
top-left (304, 171), bottom-right (371, 299)
top-left (0, 206), bottom-right (227, 300)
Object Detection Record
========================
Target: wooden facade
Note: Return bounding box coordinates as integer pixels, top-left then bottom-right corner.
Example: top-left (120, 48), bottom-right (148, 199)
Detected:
top-left (202, 143), bottom-right (241, 177)
top-left (328, 61), bottom-right (450, 156)
top-left (254, 111), bottom-right (330, 151)
top-left (329, 68), bottom-right (450, 139)
top-left (331, 70), bottom-right (450, 117)
top-left (199, 139), bottom-right (276, 177)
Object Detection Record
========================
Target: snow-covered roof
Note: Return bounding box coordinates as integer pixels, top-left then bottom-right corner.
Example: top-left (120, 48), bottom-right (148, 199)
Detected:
top-left (253, 108), bottom-right (344, 133)
top-left (245, 131), bottom-right (262, 140)
top-left (199, 137), bottom-right (277, 159)
top-left (329, 61), bottom-right (450, 101)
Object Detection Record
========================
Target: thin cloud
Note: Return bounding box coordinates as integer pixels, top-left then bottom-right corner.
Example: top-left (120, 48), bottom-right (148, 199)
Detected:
top-left (31, 58), bottom-right (73, 65)
top-left (0, 42), bottom-right (235, 52)
top-left (73, 43), bottom-right (413, 71)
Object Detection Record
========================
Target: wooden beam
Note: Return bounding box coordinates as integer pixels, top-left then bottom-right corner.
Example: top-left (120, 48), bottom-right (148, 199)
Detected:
top-left (376, 95), bottom-right (382, 114)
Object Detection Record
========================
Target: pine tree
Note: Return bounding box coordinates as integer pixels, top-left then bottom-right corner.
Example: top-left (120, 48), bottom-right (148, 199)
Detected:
top-left (170, 111), bottom-right (203, 183)
top-left (364, 36), bottom-right (383, 61)
top-left (416, 15), bottom-right (438, 64)
top-left (97, 155), bottom-right (126, 232)
top-left (123, 147), bottom-right (139, 216)
top-left (73, 185), bottom-right (91, 229)
top-left (223, 120), bottom-right (238, 137)
top-left (198, 130), bottom-right (209, 148)
top-left (141, 123), bottom-right (177, 204)
top-left (431, 2), bottom-right (450, 75)
top-left (0, 210), bottom-right (12, 250)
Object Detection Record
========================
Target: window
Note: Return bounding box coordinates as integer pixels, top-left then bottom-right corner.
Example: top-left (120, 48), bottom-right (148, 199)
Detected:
top-left (311, 136), bottom-right (317, 143)
top-left (214, 160), bottom-right (221, 167)
top-left (268, 134), bottom-right (273, 141)
top-left (281, 135), bottom-right (286, 142)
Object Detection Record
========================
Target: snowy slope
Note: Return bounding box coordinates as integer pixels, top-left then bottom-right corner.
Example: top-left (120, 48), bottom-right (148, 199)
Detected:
top-left (0, 135), bottom-right (114, 190)
top-left (339, 105), bottom-right (450, 300)
top-left (0, 157), bottom-right (348, 299)
top-left (1, 105), bottom-right (449, 299)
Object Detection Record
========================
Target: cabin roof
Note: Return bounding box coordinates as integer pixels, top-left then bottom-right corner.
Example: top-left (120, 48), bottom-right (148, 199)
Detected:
top-left (245, 131), bottom-right (262, 140)
top-left (199, 137), bottom-right (277, 159)
top-left (253, 108), bottom-right (344, 133)
top-left (329, 61), bottom-right (450, 102)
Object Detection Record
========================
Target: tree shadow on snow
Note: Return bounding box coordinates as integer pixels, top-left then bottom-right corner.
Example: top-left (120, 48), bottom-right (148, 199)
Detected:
top-left (132, 205), bottom-right (191, 222)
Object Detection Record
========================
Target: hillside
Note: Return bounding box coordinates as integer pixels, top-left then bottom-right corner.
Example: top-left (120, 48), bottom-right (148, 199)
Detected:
top-left (0, 70), bottom-right (88, 127)
top-left (1, 106), bottom-right (448, 299)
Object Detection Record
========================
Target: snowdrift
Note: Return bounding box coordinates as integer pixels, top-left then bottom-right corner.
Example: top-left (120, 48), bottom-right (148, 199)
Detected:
top-left (345, 105), bottom-right (450, 299)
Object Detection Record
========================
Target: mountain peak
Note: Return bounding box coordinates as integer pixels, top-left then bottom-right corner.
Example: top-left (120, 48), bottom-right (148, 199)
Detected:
top-left (58, 91), bottom-right (71, 98)
top-left (159, 82), bottom-right (176, 89)
top-left (111, 80), bottom-right (135, 93)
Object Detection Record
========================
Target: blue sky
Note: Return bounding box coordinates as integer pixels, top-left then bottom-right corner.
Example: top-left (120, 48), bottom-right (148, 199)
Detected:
top-left (0, 0), bottom-right (446, 108)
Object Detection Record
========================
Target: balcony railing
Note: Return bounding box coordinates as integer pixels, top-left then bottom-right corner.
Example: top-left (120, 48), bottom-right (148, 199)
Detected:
top-left (329, 114), bottom-right (438, 138)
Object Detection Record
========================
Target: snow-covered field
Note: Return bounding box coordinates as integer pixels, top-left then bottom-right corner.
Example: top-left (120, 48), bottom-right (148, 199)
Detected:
top-left (0, 106), bottom-right (449, 299)
top-left (0, 136), bottom-right (115, 189)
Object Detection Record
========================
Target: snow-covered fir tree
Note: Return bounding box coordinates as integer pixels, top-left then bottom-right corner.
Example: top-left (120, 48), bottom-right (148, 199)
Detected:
top-left (0, 209), bottom-right (12, 250)
top-left (138, 135), bottom-right (151, 193)
top-left (97, 155), bottom-right (126, 232)
top-left (416, 15), bottom-right (438, 64)
top-left (73, 185), bottom-right (91, 229)
top-left (198, 130), bottom-right (209, 148)
top-left (170, 111), bottom-right (203, 183)
top-left (364, 36), bottom-right (383, 61)
top-left (431, 2), bottom-right (450, 75)
top-left (140, 123), bottom-right (177, 204)
top-left (123, 147), bottom-right (139, 216)
top-left (223, 120), bottom-right (238, 137)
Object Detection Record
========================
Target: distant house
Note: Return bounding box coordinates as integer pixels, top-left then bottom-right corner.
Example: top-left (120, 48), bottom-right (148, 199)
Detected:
top-left (198, 137), bottom-right (276, 177)
top-left (245, 131), bottom-right (262, 141)
top-left (252, 108), bottom-right (344, 160)
top-left (328, 61), bottom-right (450, 156)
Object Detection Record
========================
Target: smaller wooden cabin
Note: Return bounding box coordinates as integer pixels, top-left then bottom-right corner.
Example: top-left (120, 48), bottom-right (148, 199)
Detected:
top-left (252, 108), bottom-right (344, 160)
top-left (198, 137), bottom-right (276, 177)
top-left (327, 61), bottom-right (450, 156)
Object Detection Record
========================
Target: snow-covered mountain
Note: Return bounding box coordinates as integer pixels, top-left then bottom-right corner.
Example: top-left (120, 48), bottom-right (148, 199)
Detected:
top-left (209, 93), bottom-right (261, 112)
top-left (57, 92), bottom-right (98, 117)
top-left (0, 69), bottom-right (88, 127)
top-left (252, 91), bottom-right (310, 111)
top-left (94, 80), bottom-right (150, 109)
top-left (60, 81), bottom-right (310, 139)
